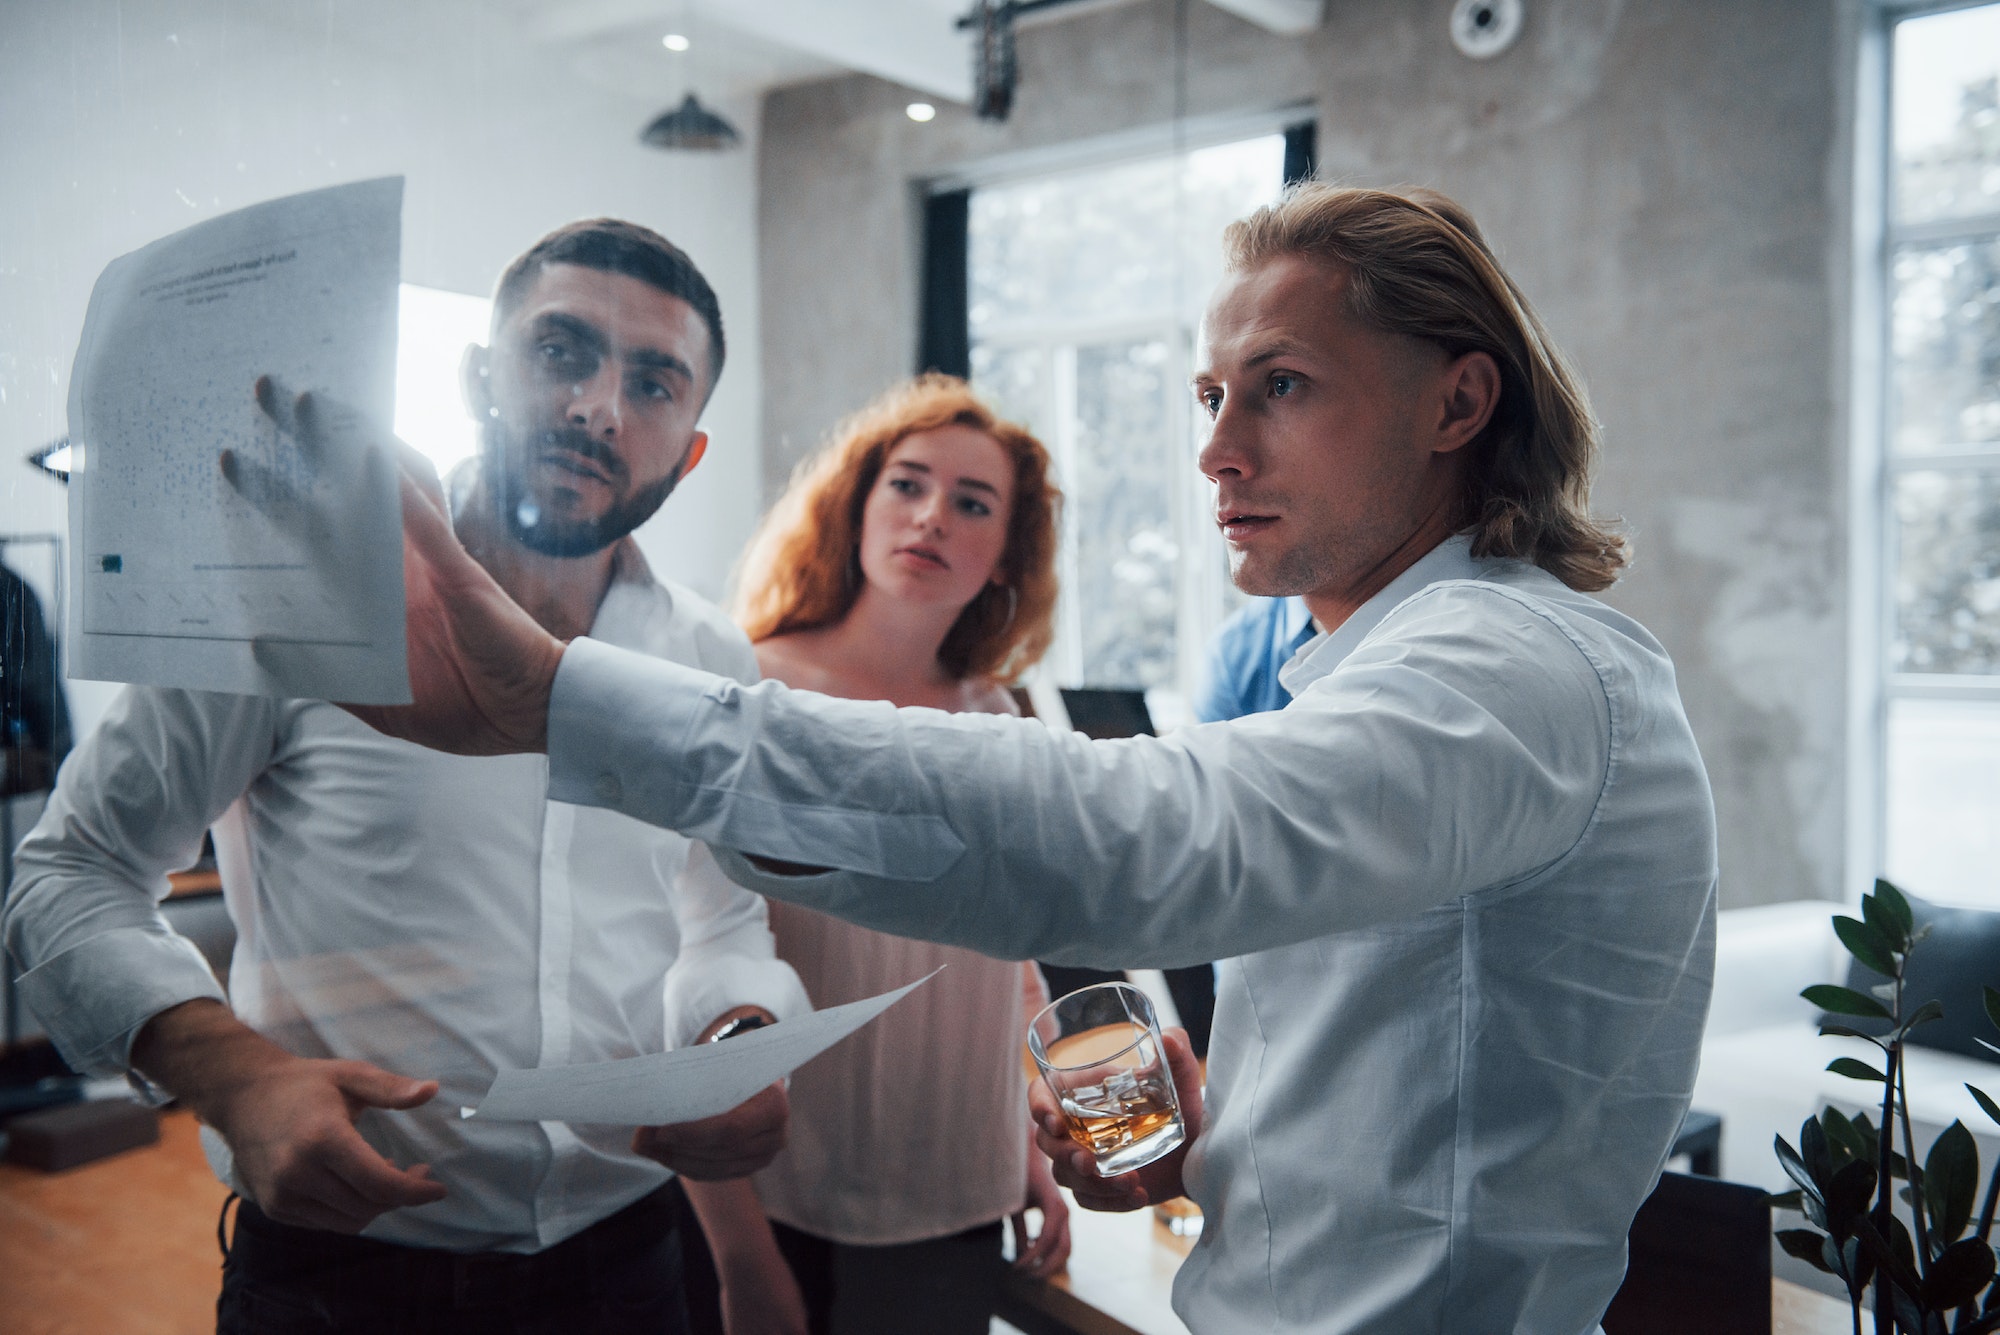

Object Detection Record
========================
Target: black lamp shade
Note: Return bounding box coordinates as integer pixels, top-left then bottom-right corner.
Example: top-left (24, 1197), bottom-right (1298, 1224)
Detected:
top-left (640, 94), bottom-right (741, 151)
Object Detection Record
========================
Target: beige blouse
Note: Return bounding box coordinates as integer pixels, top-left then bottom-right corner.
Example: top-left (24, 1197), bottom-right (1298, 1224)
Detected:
top-left (753, 899), bottom-right (1045, 1246)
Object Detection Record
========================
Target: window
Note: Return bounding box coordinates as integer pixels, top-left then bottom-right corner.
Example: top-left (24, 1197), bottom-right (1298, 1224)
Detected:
top-left (395, 283), bottom-right (492, 478)
top-left (964, 132), bottom-right (1291, 720)
top-left (1878, 3), bottom-right (2000, 907)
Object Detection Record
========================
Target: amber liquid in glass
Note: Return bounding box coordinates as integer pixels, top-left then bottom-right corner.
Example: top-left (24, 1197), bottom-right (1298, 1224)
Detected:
top-left (1046, 1023), bottom-right (1185, 1175)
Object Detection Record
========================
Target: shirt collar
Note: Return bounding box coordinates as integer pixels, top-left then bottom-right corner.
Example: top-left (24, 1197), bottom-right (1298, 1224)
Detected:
top-left (1278, 596), bottom-right (1316, 648)
top-left (1278, 533), bottom-right (1484, 695)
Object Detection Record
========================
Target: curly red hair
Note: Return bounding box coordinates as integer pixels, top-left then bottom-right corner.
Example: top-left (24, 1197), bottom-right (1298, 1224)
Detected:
top-left (732, 374), bottom-right (1062, 684)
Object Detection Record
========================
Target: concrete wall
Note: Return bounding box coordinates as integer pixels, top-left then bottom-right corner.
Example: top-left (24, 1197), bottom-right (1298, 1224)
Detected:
top-left (0, 0), bottom-right (768, 742)
top-left (757, 0), bottom-right (1856, 909)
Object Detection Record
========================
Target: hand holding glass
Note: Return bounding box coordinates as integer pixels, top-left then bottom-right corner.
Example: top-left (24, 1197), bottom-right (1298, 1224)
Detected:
top-left (1028, 982), bottom-right (1185, 1176)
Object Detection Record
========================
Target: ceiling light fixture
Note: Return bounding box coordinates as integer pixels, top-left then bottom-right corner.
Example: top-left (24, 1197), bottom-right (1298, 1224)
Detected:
top-left (640, 93), bottom-right (741, 151)
top-left (662, 33), bottom-right (690, 51)
top-left (906, 102), bottom-right (937, 123)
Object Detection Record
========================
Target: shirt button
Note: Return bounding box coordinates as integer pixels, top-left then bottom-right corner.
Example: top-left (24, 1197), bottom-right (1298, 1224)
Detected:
top-left (593, 773), bottom-right (623, 805)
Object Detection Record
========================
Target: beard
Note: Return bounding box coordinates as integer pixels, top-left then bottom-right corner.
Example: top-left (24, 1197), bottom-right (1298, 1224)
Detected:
top-left (481, 423), bottom-right (684, 558)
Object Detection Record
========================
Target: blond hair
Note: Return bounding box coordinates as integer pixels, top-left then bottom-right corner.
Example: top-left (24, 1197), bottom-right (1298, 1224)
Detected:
top-left (732, 374), bottom-right (1062, 684)
top-left (1223, 184), bottom-right (1626, 591)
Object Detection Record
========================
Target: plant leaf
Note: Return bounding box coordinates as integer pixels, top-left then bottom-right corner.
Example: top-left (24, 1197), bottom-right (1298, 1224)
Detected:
top-left (1968, 1084), bottom-right (2000, 1130)
top-left (1874, 878), bottom-right (1915, 938)
top-left (1986, 985), bottom-right (2000, 1033)
top-left (1827, 1056), bottom-right (1887, 1083)
top-left (1802, 1115), bottom-right (1834, 1186)
top-left (1924, 1237), bottom-right (1997, 1311)
top-left (1834, 915), bottom-right (1900, 977)
top-left (1887, 1283), bottom-right (1927, 1335)
top-left (1822, 1107), bottom-right (1871, 1167)
top-left (1775, 1133), bottom-right (1826, 1201)
top-left (1804, 984), bottom-right (1894, 1020)
top-left (1900, 999), bottom-right (1946, 1035)
top-left (1923, 1120), bottom-right (1979, 1245)
top-left (1818, 1022), bottom-right (1890, 1048)
top-left (1864, 891), bottom-right (1911, 954)
top-left (1840, 1235), bottom-right (1875, 1300)
top-left (1827, 1158), bottom-right (1877, 1224)
top-left (1853, 1213), bottom-right (1925, 1299)
top-left (1777, 1227), bottom-right (1836, 1273)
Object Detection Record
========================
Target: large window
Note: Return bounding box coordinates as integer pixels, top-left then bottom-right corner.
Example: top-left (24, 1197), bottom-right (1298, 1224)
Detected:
top-left (965, 133), bottom-right (1290, 720)
top-left (1878, 3), bottom-right (2000, 907)
top-left (395, 284), bottom-right (493, 477)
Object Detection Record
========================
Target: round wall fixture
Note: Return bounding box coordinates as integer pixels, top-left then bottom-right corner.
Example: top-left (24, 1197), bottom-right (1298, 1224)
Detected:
top-left (1450, 0), bottom-right (1524, 60)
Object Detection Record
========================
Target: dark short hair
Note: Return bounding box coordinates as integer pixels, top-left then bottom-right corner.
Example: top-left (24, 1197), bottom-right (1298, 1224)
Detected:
top-left (491, 218), bottom-right (726, 397)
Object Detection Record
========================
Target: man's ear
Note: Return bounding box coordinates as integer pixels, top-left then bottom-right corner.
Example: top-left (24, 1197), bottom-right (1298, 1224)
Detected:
top-left (677, 432), bottom-right (710, 481)
top-left (1432, 350), bottom-right (1502, 456)
top-left (460, 344), bottom-right (493, 424)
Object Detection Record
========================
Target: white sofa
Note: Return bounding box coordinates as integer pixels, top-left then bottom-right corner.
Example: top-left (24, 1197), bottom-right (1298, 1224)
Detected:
top-left (1695, 900), bottom-right (2000, 1192)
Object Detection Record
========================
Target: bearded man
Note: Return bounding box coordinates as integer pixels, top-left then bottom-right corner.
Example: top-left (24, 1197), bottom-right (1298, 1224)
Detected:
top-left (5, 219), bottom-right (808, 1335)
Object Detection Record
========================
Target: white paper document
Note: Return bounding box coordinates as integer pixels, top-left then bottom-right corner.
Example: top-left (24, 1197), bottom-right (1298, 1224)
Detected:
top-left (464, 970), bottom-right (942, 1126)
top-left (66, 177), bottom-right (410, 703)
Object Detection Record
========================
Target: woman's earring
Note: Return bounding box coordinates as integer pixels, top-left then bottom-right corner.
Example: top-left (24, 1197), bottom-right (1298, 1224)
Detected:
top-left (997, 583), bottom-right (1018, 634)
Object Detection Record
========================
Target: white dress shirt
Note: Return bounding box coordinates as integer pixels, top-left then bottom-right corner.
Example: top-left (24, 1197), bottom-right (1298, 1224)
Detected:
top-left (6, 542), bottom-right (808, 1253)
top-left (541, 535), bottom-right (1718, 1334)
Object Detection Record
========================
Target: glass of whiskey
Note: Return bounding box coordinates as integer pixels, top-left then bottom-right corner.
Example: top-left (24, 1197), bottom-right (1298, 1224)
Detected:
top-left (1028, 981), bottom-right (1185, 1177)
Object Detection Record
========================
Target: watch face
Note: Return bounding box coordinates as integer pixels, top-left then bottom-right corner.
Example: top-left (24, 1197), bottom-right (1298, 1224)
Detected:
top-left (709, 1015), bottom-right (772, 1042)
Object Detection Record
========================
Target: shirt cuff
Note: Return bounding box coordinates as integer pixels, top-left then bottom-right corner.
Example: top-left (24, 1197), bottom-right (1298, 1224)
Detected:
top-left (661, 956), bottom-right (812, 1051)
top-left (547, 636), bottom-right (715, 819)
top-left (13, 924), bottom-right (227, 1079)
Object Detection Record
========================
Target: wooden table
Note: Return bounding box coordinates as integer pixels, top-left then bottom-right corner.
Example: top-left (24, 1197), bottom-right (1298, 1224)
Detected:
top-left (1002, 1195), bottom-right (1860, 1335)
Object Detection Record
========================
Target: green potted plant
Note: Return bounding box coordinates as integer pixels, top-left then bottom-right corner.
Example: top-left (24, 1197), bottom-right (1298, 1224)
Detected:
top-left (1770, 879), bottom-right (2000, 1334)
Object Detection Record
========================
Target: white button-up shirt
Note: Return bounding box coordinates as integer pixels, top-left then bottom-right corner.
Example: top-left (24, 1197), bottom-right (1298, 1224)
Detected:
top-left (6, 543), bottom-right (808, 1253)
top-left (541, 535), bottom-right (1718, 1334)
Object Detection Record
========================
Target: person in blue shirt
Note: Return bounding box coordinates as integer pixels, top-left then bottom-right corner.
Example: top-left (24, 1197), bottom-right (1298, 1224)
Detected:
top-left (1193, 595), bottom-right (1315, 723)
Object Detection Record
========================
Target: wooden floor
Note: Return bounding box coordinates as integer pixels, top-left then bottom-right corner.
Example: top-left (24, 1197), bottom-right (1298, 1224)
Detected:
top-left (0, 1109), bottom-right (228, 1335)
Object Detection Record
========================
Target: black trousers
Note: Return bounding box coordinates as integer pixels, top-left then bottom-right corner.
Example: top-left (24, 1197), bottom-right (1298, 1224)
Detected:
top-left (216, 1188), bottom-right (690, 1335)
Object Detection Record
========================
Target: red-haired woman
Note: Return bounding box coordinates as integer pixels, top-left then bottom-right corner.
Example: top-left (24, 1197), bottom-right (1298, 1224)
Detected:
top-left (680, 374), bottom-right (1070, 1335)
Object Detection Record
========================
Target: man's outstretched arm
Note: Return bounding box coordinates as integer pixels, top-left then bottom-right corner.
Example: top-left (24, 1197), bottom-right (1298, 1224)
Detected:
top-left (353, 442), bottom-right (1608, 969)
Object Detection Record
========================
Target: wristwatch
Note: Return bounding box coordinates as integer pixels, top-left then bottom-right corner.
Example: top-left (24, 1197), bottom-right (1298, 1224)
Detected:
top-left (705, 1014), bottom-right (772, 1043)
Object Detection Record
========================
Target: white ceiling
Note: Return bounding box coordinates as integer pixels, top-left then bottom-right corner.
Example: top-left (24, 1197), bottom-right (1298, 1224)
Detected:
top-left (530, 0), bottom-right (987, 105)
top-left (237, 0), bottom-right (1324, 113)
top-left (526, 0), bottom-right (1323, 108)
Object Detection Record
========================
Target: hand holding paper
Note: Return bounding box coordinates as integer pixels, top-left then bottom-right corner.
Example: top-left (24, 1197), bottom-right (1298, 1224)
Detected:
top-left (227, 376), bottom-right (564, 750)
top-left (464, 970), bottom-right (941, 1127)
top-left (344, 444), bottom-right (564, 755)
top-left (632, 1080), bottom-right (790, 1181)
top-left (67, 178), bottom-right (409, 703)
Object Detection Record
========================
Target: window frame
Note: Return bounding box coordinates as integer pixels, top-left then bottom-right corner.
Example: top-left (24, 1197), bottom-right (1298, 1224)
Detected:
top-left (1855, 0), bottom-right (2000, 904)
top-left (924, 108), bottom-right (1312, 708)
